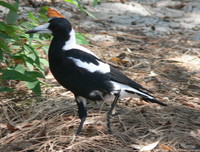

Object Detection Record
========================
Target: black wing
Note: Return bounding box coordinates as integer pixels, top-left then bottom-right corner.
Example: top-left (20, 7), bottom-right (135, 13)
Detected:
top-left (110, 66), bottom-right (152, 93)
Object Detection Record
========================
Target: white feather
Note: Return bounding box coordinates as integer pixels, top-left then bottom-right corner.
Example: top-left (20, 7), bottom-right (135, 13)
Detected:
top-left (68, 57), bottom-right (110, 73)
top-left (62, 29), bottom-right (97, 57)
top-left (110, 81), bottom-right (154, 99)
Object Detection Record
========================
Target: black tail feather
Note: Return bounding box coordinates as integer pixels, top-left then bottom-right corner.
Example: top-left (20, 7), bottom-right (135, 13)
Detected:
top-left (125, 90), bottom-right (167, 106)
top-left (142, 97), bottom-right (167, 106)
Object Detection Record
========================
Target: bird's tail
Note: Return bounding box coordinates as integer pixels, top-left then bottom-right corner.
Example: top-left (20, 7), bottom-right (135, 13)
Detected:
top-left (141, 96), bottom-right (167, 106)
top-left (125, 90), bottom-right (167, 106)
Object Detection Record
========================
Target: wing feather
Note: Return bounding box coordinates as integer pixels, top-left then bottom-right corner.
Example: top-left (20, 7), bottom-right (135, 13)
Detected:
top-left (110, 66), bottom-right (151, 93)
top-left (65, 49), bottom-right (110, 73)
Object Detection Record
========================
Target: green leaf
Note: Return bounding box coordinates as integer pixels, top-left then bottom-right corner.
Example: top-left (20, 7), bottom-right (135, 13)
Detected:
top-left (5, 1), bottom-right (19, 24)
top-left (42, 45), bottom-right (49, 54)
top-left (10, 45), bottom-right (20, 50)
top-left (0, 22), bottom-right (7, 30)
top-left (64, 0), bottom-right (79, 6)
top-left (0, 40), bottom-right (10, 52)
top-left (40, 58), bottom-right (49, 66)
top-left (23, 43), bottom-right (38, 57)
top-left (0, 49), bottom-right (2, 60)
top-left (0, 22), bottom-right (16, 39)
top-left (25, 70), bottom-right (45, 79)
top-left (20, 21), bottom-right (37, 30)
top-left (26, 61), bottom-right (34, 71)
top-left (28, 12), bottom-right (36, 21)
top-left (23, 44), bottom-right (45, 74)
top-left (1, 65), bottom-right (44, 82)
top-left (25, 81), bottom-right (41, 96)
top-left (23, 55), bottom-right (36, 69)
top-left (64, 0), bottom-right (96, 19)
top-left (14, 64), bottom-right (25, 73)
top-left (0, 86), bottom-right (13, 92)
top-left (0, 33), bottom-right (9, 39)
top-left (1, 64), bottom-right (43, 81)
top-left (82, 9), bottom-right (96, 19)
top-left (38, 7), bottom-right (49, 22)
top-left (93, 0), bottom-right (98, 7)
top-left (3, 25), bottom-right (16, 36)
top-left (0, 1), bottom-right (18, 12)
top-left (39, 6), bottom-right (49, 15)
top-left (76, 32), bottom-right (89, 44)
top-left (6, 11), bottom-right (18, 24)
top-left (1, 69), bottom-right (35, 82)
top-left (0, 2), bottom-right (51, 96)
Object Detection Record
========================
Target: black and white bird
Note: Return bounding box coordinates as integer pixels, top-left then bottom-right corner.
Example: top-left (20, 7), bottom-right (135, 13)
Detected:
top-left (26, 17), bottom-right (166, 135)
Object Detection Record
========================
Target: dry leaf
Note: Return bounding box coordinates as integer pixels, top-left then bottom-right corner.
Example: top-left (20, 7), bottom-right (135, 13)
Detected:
top-left (168, 3), bottom-right (186, 9)
top-left (13, 58), bottom-right (24, 65)
top-left (140, 141), bottom-right (160, 151)
top-left (190, 129), bottom-right (200, 139)
top-left (47, 7), bottom-right (64, 18)
top-left (7, 123), bottom-right (19, 133)
top-left (182, 102), bottom-right (195, 108)
top-left (160, 143), bottom-right (173, 151)
top-left (111, 57), bottom-right (128, 64)
top-left (98, 41), bottom-right (115, 47)
top-left (149, 71), bottom-right (158, 77)
top-left (17, 120), bottom-right (42, 129)
top-left (21, 123), bottom-right (34, 129)
top-left (0, 123), bottom-right (7, 129)
top-left (130, 141), bottom-right (160, 151)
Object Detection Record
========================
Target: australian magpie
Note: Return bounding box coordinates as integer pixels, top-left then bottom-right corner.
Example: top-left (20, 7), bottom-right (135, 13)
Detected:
top-left (26, 17), bottom-right (166, 135)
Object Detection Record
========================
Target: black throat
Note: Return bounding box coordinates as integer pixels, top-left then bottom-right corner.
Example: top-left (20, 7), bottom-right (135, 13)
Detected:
top-left (48, 32), bottom-right (71, 73)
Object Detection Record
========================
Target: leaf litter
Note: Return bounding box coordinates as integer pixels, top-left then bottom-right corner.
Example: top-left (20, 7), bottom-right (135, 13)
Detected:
top-left (1, 0), bottom-right (200, 151)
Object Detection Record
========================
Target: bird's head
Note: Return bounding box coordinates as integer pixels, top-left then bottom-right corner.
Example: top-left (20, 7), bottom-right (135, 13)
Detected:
top-left (26, 18), bottom-right (72, 37)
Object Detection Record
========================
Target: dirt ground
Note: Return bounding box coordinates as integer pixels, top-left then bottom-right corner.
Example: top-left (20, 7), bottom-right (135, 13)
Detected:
top-left (1, 0), bottom-right (200, 151)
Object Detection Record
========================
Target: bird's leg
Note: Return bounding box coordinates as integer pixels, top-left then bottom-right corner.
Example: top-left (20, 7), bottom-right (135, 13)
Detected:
top-left (107, 90), bottom-right (121, 134)
top-left (75, 96), bottom-right (87, 135)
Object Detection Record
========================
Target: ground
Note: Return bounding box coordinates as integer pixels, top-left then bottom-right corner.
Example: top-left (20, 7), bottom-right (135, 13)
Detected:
top-left (0, 0), bottom-right (200, 151)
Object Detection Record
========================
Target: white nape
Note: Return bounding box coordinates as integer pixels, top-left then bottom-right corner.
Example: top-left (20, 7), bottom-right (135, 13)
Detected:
top-left (62, 29), bottom-right (98, 57)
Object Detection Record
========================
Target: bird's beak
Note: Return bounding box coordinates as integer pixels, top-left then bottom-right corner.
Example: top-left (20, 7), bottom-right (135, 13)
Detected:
top-left (26, 23), bottom-right (52, 34)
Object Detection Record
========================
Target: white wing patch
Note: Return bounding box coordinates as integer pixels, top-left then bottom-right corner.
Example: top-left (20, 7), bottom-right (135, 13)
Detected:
top-left (68, 57), bottom-right (110, 73)
top-left (110, 81), bottom-right (154, 99)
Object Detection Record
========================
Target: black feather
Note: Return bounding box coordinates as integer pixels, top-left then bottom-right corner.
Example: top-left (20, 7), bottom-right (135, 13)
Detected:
top-left (110, 66), bottom-right (152, 93)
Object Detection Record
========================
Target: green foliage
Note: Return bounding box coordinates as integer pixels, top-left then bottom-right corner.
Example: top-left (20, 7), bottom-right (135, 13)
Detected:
top-left (76, 33), bottom-right (89, 44)
top-left (64, 0), bottom-right (96, 19)
top-left (0, 1), bottom-right (18, 12)
top-left (0, 2), bottom-right (90, 95)
top-left (0, 86), bottom-right (13, 92)
top-left (5, 0), bottom-right (19, 24)
top-left (93, 0), bottom-right (102, 7)
top-left (0, 2), bottom-right (49, 96)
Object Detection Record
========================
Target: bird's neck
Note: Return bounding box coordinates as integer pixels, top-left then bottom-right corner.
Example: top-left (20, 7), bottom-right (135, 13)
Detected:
top-left (62, 29), bottom-right (77, 50)
top-left (68, 29), bottom-right (76, 45)
top-left (51, 29), bottom-right (77, 50)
